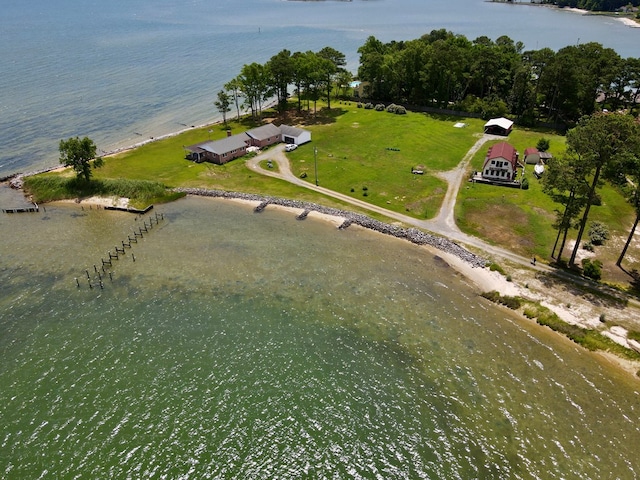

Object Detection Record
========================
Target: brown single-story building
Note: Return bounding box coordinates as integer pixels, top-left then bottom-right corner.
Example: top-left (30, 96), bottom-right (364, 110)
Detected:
top-left (185, 134), bottom-right (249, 164)
top-left (245, 124), bottom-right (282, 148)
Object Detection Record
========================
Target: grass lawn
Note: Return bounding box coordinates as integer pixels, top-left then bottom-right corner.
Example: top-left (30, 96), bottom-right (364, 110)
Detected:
top-left (456, 129), bottom-right (640, 284)
top-left (288, 103), bottom-right (486, 219)
top-left (25, 99), bottom-right (640, 286)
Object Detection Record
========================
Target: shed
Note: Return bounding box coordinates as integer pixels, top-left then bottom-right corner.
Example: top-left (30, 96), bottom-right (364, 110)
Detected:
top-left (523, 147), bottom-right (541, 165)
top-left (484, 117), bottom-right (514, 136)
top-left (279, 125), bottom-right (311, 145)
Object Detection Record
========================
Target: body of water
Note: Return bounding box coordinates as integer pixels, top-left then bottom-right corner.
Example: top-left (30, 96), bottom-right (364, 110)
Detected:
top-left (1, 0), bottom-right (639, 177)
top-left (1, 196), bottom-right (639, 478)
top-left (2, 2), bottom-right (640, 477)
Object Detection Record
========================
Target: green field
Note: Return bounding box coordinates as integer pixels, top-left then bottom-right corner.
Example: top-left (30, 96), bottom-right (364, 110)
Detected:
top-left (288, 104), bottom-right (485, 219)
top-left (25, 101), bottom-right (639, 285)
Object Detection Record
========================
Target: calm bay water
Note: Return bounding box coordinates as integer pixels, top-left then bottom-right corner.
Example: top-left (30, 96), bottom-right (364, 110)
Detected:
top-left (1, 0), bottom-right (639, 177)
top-left (2, 1), bottom-right (640, 477)
top-left (1, 197), bottom-right (639, 478)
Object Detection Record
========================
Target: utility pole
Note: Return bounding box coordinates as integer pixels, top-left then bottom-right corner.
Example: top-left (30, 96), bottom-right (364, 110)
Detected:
top-left (314, 146), bottom-right (318, 186)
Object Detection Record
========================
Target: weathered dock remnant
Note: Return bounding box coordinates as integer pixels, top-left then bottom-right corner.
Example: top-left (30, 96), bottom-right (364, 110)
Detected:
top-left (77, 210), bottom-right (165, 290)
top-left (104, 205), bottom-right (153, 214)
top-left (2, 203), bottom-right (39, 214)
top-left (296, 209), bottom-right (310, 220)
top-left (254, 200), bottom-right (270, 212)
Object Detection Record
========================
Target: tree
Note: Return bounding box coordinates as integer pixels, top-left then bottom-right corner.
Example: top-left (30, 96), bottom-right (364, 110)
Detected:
top-left (266, 49), bottom-right (293, 113)
top-left (214, 90), bottom-right (231, 125)
top-left (566, 113), bottom-right (640, 267)
top-left (608, 128), bottom-right (640, 267)
top-left (536, 138), bottom-right (550, 152)
top-left (317, 46), bottom-right (346, 109)
top-left (542, 152), bottom-right (590, 263)
top-left (59, 136), bottom-right (103, 182)
top-left (224, 78), bottom-right (243, 121)
top-left (238, 62), bottom-right (271, 120)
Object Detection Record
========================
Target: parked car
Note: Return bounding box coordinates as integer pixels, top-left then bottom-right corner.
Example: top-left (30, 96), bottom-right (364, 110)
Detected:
top-left (285, 143), bottom-right (297, 152)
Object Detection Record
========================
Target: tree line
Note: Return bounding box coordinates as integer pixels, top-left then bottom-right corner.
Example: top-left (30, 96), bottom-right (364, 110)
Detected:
top-left (214, 47), bottom-right (352, 123)
top-left (543, 112), bottom-right (640, 273)
top-left (541, 0), bottom-right (639, 12)
top-left (356, 30), bottom-right (640, 127)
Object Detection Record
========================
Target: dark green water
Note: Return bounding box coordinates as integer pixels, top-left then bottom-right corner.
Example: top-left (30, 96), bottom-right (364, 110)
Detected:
top-left (1, 196), bottom-right (639, 479)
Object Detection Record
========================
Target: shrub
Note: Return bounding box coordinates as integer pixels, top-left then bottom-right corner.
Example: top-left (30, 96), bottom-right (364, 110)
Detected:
top-left (364, 103), bottom-right (374, 110)
top-left (375, 103), bottom-right (385, 111)
top-left (583, 241), bottom-right (594, 252)
top-left (588, 221), bottom-right (609, 246)
top-left (536, 138), bottom-right (550, 152)
top-left (488, 262), bottom-right (506, 276)
top-left (582, 258), bottom-right (602, 281)
top-left (521, 177), bottom-right (529, 190)
top-left (481, 291), bottom-right (522, 310)
top-left (384, 103), bottom-right (407, 114)
top-left (357, 102), bottom-right (363, 108)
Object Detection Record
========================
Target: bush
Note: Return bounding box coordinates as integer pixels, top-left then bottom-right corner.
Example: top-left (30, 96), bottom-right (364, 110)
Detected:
top-left (374, 103), bottom-right (385, 111)
top-left (481, 291), bottom-right (522, 310)
top-left (536, 138), bottom-right (550, 152)
top-left (582, 258), bottom-right (603, 281)
top-left (582, 241), bottom-right (594, 252)
top-left (364, 103), bottom-right (374, 110)
top-left (357, 102), bottom-right (363, 108)
top-left (521, 177), bottom-right (529, 190)
top-left (588, 221), bottom-right (609, 246)
top-left (385, 103), bottom-right (407, 114)
top-left (488, 262), bottom-right (506, 276)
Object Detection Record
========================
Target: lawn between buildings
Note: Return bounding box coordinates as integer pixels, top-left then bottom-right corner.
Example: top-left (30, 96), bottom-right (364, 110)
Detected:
top-left (457, 128), bottom-right (640, 286)
top-left (25, 101), bottom-right (639, 285)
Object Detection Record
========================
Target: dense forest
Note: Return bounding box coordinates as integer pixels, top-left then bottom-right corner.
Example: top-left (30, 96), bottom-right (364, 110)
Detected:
top-left (542, 0), bottom-right (639, 12)
top-left (218, 30), bottom-right (639, 129)
top-left (356, 30), bottom-right (640, 126)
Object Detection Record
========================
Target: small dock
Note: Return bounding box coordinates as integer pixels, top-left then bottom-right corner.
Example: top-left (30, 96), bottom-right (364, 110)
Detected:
top-left (104, 205), bottom-right (153, 214)
top-left (2, 203), bottom-right (39, 213)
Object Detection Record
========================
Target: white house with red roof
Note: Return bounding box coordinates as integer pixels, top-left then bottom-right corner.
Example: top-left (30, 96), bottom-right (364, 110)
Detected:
top-left (482, 142), bottom-right (519, 182)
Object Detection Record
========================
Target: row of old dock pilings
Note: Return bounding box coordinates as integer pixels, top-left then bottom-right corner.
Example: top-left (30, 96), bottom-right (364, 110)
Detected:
top-left (76, 210), bottom-right (165, 290)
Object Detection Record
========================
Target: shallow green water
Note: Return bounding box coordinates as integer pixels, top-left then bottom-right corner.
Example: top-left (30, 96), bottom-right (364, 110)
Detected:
top-left (1, 196), bottom-right (639, 479)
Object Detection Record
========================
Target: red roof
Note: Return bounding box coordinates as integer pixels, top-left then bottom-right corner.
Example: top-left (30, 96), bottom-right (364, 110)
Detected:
top-left (487, 142), bottom-right (518, 166)
top-left (524, 147), bottom-right (538, 156)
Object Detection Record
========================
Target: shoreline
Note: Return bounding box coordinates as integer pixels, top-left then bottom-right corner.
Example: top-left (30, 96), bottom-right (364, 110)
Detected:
top-left (174, 189), bottom-right (640, 378)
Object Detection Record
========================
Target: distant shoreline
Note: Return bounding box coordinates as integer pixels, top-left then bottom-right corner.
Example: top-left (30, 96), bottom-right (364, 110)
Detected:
top-left (497, 2), bottom-right (640, 28)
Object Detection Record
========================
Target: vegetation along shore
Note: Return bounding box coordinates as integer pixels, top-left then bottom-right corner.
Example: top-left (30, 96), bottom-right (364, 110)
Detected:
top-left (18, 30), bottom-right (640, 377)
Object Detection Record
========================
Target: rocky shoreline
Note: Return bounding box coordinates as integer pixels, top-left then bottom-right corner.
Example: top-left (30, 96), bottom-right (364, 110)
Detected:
top-left (174, 188), bottom-right (489, 269)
